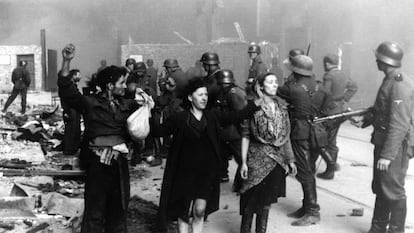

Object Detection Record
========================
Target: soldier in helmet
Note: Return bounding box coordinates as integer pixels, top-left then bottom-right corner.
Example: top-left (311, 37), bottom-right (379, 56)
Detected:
top-left (317, 53), bottom-right (358, 180)
top-left (126, 61), bottom-right (154, 99)
top-left (200, 52), bottom-right (221, 108)
top-left (284, 48), bottom-right (305, 84)
top-left (216, 69), bottom-right (247, 186)
top-left (277, 55), bottom-right (324, 226)
top-left (362, 42), bottom-right (414, 233)
top-left (125, 58), bottom-right (136, 75)
top-left (163, 58), bottom-right (188, 100)
top-left (246, 44), bottom-right (267, 97)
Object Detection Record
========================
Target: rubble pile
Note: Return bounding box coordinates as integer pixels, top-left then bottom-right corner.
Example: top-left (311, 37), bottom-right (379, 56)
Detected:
top-left (0, 104), bottom-right (160, 232)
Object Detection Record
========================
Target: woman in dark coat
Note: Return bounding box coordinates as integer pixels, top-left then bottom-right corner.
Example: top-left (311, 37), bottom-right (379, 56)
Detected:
top-left (155, 78), bottom-right (261, 233)
top-left (239, 73), bottom-right (297, 233)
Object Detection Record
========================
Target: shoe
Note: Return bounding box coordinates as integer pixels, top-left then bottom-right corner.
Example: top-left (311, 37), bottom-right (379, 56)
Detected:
top-left (291, 213), bottom-right (320, 226)
top-left (317, 169), bottom-right (334, 180)
top-left (287, 207), bottom-right (305, 218)
top-left (334, 163), bottom-right (341, 171)
top-left (148, 156), bottom-right (162, 167)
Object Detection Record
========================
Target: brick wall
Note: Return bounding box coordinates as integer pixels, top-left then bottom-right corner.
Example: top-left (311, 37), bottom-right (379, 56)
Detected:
top-left (121, 43), bottom-right (250, 87)
top-left (0, 45), bottom-right (42, 93)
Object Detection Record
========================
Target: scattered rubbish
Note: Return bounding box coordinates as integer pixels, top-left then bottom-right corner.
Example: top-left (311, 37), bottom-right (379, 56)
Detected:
top-left (26, 222), bottom-right (50, 233)
top-left (336, 214), bottom-right (346, 217)
top-left (223, 204), bottom-right (229, 210)
top-left (350, 208), bottom-right (364, 216)
top-left (10, 184), bottom-right (29, 197)
top-left (350, 162), bottom-right (367, 167)
top-left (0, 221), bottom-right (14, 230)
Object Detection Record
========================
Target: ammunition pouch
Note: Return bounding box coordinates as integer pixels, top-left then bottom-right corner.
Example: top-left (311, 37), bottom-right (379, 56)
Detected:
top-left (405, 125), bottom-right (414, 159)
top-left (309, 122), bottom-right (328, 150)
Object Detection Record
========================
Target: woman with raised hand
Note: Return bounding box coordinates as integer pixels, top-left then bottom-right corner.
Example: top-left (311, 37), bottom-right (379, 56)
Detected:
top-left (239, 72), bottom-right (297, 233)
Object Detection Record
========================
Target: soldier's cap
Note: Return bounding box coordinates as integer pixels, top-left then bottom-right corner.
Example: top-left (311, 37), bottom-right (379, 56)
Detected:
top-left (289, 55), bottom-right (313, 76)
top-left (323, 53), bottom-right (339, 66)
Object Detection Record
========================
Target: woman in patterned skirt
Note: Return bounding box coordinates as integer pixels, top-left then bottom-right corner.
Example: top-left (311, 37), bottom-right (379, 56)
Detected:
top-left (239, 72), bottom-right (297, 233)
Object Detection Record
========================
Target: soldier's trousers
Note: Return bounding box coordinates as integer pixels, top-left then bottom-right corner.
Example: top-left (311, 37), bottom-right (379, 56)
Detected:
top-left (291, 140), bottom-right (320, 215)
top-left (3, 87), bottom-right (27, 113)
top-left (372, 145), bottom-right (408, 200)
top-left (325, 121), bottom-right (341, 163)
top-left (81, 151), bottom-right (129, 233)
top-left (291, 140), bottom-right (319, 183)
top-left (370, 145), bottom-right (408, 233)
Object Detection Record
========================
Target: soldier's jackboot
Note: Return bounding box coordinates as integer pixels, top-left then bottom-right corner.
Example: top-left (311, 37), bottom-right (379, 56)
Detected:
top-left (387, 199), bottom-right (406, 233)
top-left (368, 196), bottom-right (390, 233)
top-left (292, 182), bottom-right (320, 226)
top-left (255, 206), bottom-right (270, 233)
top-left (317, 149), bottom-right (335, 180)
top-left (240, 208), bottom-right (254, 233)
top-left (287, 199), bottom-right (305, 218)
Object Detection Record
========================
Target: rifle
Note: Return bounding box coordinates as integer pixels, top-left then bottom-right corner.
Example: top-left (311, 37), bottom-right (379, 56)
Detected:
top-left (313, 108), bottom-right (370, 124)
top-left (306, 43), bottom-right (311, 56)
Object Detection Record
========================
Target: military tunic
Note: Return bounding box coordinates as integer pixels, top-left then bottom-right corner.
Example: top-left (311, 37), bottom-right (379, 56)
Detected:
top-left (322, 68), bottom-right (358, 164)
top-left (248, 56), bottom-right (267, 81)
top-left (369, 70), bottom-right (414, 200)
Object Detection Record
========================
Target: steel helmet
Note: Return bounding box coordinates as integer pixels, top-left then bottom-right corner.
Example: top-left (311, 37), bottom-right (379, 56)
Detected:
top-left (163, 59), bottom-right (179, 68)
top-left (134, 62), bottom-right (147, 72)
top-left (125, 58), bottom-right (136, 66)
top-left (289, 48), bottom-right (305, 59)
top-left (290, 55), bottom-right (313, 76)
top-left (217, 69), bottom-right (235, 85)
top-left (200, 52), bottom-right (220, 65)
top-left (248, 44), bottom-right (261, 54)
top-left (375, 41), bottom-right (403, 67)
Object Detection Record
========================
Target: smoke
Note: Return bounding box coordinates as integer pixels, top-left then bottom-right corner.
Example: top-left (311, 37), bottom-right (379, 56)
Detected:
top-left (1, 0), bottom-right (414, 106)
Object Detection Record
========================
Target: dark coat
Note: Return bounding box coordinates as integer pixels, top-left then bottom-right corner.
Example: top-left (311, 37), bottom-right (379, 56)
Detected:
top-left (12, 66), bottom-right (31, 89)
top-left (278, 75), bottom-right (325, 140)
top-left (58, 73), bottom-right (139, 141)
top-left (154, 102), bottom-right (259, 230)
top-left (248, 55), bottom-right (267, 80)
top-left (169, 68), bottom-right (189, 99)
top-left (322, 68), bottom-right (358, 115)
top-left (217, 85), bottom-right (247, 141)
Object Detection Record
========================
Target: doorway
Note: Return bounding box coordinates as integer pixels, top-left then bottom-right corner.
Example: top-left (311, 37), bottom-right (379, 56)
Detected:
top-left (16, 54), bottom-right (35, 90)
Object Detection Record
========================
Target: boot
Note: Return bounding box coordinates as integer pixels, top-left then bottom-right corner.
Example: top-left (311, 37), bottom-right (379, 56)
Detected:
top-left (240, 208), bottom-right (254, 233)
top-left (287, 199), bottom-right (305, 218)
top-left (317, 148), bottom-right (335, 180)
top-left (255, 207), bottom-right (270, 233)
top-left (387, 199), bottom-right (406, 233)
top-left (368, 196), bottom-right (390, 233)
top-left (291, 182), bottom-right (320, 226)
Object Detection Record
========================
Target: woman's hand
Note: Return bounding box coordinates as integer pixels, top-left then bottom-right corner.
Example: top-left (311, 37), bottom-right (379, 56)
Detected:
top-left (62, 44), bottom-right (75, 60)
top-left (288, 162), bottom-right (297, 176)
top-left (240, 163), bottom-right (248, 180)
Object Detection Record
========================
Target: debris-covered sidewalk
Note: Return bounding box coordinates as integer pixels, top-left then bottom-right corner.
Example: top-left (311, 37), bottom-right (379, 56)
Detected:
top-left (0, 102), bottom-right (162, 233)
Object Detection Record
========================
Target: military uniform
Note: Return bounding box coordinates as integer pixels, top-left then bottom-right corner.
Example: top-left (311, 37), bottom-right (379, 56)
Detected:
top-left (364, 70), bottom-right (414, 233)
top-left (204, 69), bottom-right (221, 108)
top-left (321, 68), bottom-right (358, 174)
top-left (277, 55), bottom-right (325, 226)
top-left (217, 84), bottom-right (247, 185)
top-left (248, 55), bottom-right (267, 81)
top-left (168, 68), bottom-right (188, 100)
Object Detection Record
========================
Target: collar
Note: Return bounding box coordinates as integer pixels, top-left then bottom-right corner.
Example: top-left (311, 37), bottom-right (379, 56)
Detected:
top-left (385, 68), bottom-right (400, 79)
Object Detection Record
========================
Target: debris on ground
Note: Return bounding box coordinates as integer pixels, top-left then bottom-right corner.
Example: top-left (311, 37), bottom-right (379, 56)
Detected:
top-left (0, 103), bottom-right (165, 233)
